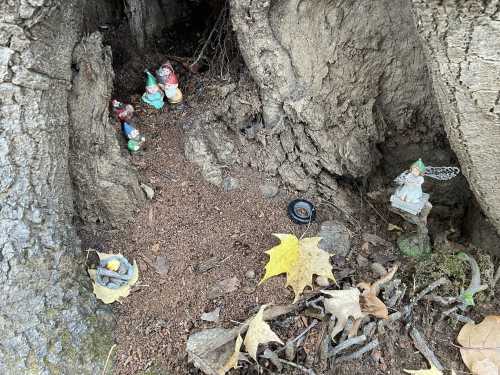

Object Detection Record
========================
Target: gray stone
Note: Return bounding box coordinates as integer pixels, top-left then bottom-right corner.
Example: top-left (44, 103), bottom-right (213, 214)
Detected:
top-left (222, 176), bottom-right (239, 192)
top-left (141, 183), bottom-right (155, 200)
top-left (154, 256), bottom-right (169, 276)
top-left (207, 277), bottom-right (240, 299)
top-left (370, 262), bottom-right (387, 277)
top-left (245, 270), bottom-right (255, 279)
top-left (318, 220), bottom-right (351, 256)
top-left (200, 307), bottom-right (221, 323)
top-left (259, 182), bottom-right (279, 199)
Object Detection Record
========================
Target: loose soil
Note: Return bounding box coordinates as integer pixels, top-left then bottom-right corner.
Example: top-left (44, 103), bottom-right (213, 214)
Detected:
top-left (80, 66), bottom-right (500, 375)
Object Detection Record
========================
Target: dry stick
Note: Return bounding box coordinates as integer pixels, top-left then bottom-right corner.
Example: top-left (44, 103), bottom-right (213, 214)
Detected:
top-left (276, 320), bottom-right (318, 354)
top-left (327, 335), bottom-right (366, 359)
top-left (102, 344), bottom-right (117, 375)
top-left (335, 339), bottom-right (379, 363)
top-left (403, 277), bottom-right (449, 318)
top-left (410, 327), bottom-right (444, 371)
top-left (276, 358), bottom-right (317, 375)
top-left (191, 6), bottom-right (226, 68)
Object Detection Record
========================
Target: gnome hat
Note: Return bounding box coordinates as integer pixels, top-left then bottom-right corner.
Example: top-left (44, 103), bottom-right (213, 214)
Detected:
top-left (144, 69), bottom-right (158, 87)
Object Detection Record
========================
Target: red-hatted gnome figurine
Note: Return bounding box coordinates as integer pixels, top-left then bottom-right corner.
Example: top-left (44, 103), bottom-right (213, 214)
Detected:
top-left (111, 99), bottom-right (135, 122)
top-left (156, 62), bottom-right (183, 105)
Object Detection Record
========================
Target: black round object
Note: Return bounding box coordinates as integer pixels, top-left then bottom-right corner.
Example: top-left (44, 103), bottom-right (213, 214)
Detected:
top-left (287, 199), bottom-right (316, 225)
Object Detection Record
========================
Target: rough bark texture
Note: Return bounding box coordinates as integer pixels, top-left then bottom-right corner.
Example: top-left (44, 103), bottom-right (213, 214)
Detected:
top-left (69, 32), bottom-right (144, 227)
top-left (412, 0), bottom-right (500, 235)
top-left (0, 2), bottom-right (112, 373)
top-left (184, 0), bottom-right (467, 215)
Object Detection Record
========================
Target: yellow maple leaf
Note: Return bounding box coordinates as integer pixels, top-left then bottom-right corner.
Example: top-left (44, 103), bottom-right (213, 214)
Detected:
top-left (260, 234), bottom-right (335, 302)
top-left (88, 252), bottom-right (139, 304)
top-left (403, 364), bottom-right (442, 375)
top-left (243, 305), bottom-right (283, 361)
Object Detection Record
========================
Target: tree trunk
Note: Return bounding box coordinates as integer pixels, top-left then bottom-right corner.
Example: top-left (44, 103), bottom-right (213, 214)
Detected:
top-left (69, 32), bottom-right (145, 227)
top-left (224, 0), bottom-right (465, 203)
top-left (412, 0), bottom-right (500, 235)
top-left (0, 2), bottom-right (113, 373)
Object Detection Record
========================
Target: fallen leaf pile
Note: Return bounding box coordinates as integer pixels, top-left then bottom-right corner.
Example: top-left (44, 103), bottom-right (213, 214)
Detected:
top-left (260, 234), bottom-right (335, 302)
top-left (322, 265), bottom-right (397, 339)
top-left (457, 315), bottom-right (500, 375)
top-left (88, 251), bottom-right (139, 304)
top-left (187, 305), bottom-right (283, 374)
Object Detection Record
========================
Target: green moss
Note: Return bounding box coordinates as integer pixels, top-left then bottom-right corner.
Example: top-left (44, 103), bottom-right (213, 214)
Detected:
top-left (398, 235), bottom-right (431, 259)
top-left (414, 251), bottom-right (468, 295)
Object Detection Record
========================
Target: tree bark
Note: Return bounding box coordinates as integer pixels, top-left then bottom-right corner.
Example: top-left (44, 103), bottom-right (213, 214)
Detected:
top-left (0, 2), bottom-right (113, 373)
top-left (412, 0), bottom-right (500, 235)
top-left (223, 0), bottom-right (464, 205)
top-left (69, 32), bottom-right (145, 227)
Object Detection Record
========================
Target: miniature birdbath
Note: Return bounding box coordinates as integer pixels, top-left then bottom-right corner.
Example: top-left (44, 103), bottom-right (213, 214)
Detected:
top-left (389, 159), bottom-right (460, 258)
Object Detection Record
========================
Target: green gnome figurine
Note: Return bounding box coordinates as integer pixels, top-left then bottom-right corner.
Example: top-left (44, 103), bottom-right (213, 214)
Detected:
top-left (141, 69), bottom-right (165, 110)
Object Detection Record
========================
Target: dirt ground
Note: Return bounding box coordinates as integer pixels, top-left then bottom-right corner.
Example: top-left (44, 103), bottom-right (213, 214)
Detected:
top-left (78, 55), bottom-right (499, 374)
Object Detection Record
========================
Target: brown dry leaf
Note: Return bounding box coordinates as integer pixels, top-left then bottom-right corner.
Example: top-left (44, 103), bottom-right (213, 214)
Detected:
top-left (243, 305), bottom-right (284, 361)
top-left (151, 242), bottom-right (160, 255)
top-left (457, 315), bottom-right (500, 375)
top-left (356, 265), bottom-right (398, 319)
top-left (361, 241), bottom-right (369, 252)
top-left (359, 289), bottom-right (389, 319)
top-left (322, 288), bottom-right (364, 339)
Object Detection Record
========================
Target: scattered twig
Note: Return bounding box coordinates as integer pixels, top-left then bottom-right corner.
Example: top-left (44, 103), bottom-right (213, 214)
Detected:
top-left (335, 339), bottom-right (379, 362)
top-left (448, 312), bottom-right (474, 324)
top-left (276, 320), bottom-right (318, 354)
top-left (377, 311), bottom-right (402, 334)
top-left (276, 358), bottom-right (317, 375)
top-left (409, 327), bottom-right (443, 371)
top-left (191, 6), bottom-right (226, 68)
top-left (403, 277), bottom-right (449, 319)
top-left (423, 295), bottom-right (457, 305)
top-left (102, 344), bottom-right (116, 375)
top-left (328, 335), bottom-right (367, 359)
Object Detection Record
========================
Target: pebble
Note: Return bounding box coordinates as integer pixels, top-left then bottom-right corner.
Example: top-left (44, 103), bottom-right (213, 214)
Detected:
top-left (245, 270), bottom-right (255, 279)
top-left (315, 275), bottom-right (330, 287)
top-left (154, 255), bottom-right (169, 276)
top-left (318, 220), bottom-right (352, 256)
top-left (200, 307), bottom-right (220, 323)
top-left (370, 262), bottom-right (387, 277)
top-left (223, 176), bottom-right (239, 192)
top-left (140, 183), bottom-right (155, 200)
top-left (259, 182), bottom-right (279, 199)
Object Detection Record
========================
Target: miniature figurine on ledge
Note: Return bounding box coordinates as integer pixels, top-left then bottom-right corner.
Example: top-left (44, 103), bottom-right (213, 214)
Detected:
top-left (391, 158), bottom-right (460, 216)
top-left (391, 159), bottom-right (429, 215)
top-left (390, 158), bottom-right (460, 258)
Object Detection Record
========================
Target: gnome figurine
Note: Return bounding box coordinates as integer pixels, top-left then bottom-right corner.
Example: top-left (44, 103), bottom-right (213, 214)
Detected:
top-left (156, 62), bottom-right (183, 105)
top-left (142, 69), bottom-right (165, 110)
